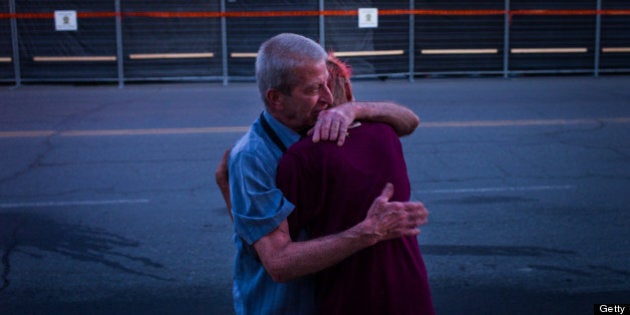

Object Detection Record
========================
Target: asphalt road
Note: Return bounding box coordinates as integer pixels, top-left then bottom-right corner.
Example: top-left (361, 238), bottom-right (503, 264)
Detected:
top-left (1, 76), bottom-right (629, 314)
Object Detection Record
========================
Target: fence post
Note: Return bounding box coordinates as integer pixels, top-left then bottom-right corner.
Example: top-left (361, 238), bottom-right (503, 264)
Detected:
top-left (221, 0), bottom-right (229, 86)
top-left (594, 0), bottom-right (602, 77)
top-left (115, 0), bottom-right (124, 88)
top-left (503, 0), bottom-right (510, 78)
top-left (9, 0), bottom-right (21, 87)
top-left (409, 0), bottom-right (415, 82)
top-left (319, 0), bottom-right (325, 48)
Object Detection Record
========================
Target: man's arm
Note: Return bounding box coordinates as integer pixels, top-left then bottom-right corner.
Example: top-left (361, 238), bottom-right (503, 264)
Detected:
top-left (215, 147), bottom-right (232, 219)
top-left (217, 102), bottom-right (417, 214)
top-left (253, 183), bottom-right (428, 283)
top-left (311, 101), bottom-right (419, 146)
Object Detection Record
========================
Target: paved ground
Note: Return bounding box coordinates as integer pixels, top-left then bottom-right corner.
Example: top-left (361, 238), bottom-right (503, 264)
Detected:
top-left (1, 76), bottom-right (629, 314)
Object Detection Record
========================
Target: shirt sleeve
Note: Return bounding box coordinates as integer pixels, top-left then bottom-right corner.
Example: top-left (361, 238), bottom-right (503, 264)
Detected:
top-left (230, 151), bottom-right (294, 245)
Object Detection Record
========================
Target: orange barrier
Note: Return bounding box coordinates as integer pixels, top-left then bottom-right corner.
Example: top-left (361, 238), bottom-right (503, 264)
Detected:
top-left (1, 9), bottom-right (630, 19)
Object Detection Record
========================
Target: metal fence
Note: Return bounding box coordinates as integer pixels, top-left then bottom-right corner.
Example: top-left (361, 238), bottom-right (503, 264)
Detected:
top-left (1, 0), bottom-right (629, 86)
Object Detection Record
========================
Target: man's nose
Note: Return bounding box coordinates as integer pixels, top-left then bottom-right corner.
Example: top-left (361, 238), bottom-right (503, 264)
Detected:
top-left (320, 84), bottom-right (333, 107)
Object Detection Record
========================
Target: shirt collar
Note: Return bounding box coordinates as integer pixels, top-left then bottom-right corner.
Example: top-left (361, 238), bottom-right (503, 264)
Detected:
top-left (262, 110), bottom-right (302, 148)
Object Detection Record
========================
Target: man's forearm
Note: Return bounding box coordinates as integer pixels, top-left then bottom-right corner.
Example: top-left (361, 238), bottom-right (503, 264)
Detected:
top-left (255, 220), bottom-right (379, 283)
top-left (350, 101), bottom-right (419, 136)
top-left (256, 184), bottom-right (427, 283)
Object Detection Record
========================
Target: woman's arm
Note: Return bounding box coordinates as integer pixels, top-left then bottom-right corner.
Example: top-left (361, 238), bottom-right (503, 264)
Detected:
top-left (311, 101), bottom-right (419, 145)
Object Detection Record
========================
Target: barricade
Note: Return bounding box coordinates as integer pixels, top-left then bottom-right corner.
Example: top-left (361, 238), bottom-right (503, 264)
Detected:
top-left (1, 0), bottom-right (629, 85)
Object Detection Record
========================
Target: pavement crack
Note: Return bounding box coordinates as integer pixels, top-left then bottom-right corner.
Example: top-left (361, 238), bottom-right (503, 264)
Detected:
top-left (0, 134), bottom-right (57, 185)
top-left (1, 221), bottom-right (21, 292)
top-left (0, 101), bottom-right (111, 185)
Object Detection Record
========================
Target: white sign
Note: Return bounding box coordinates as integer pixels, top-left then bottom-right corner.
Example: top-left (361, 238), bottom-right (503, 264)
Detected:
top-left (55, 10), bottom-right (78, 31)
top-left (358, 8), bottom-right (378, 28)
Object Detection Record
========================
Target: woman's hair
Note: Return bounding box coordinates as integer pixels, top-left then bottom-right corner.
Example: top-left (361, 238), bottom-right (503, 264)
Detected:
top-left (326, 53), bottom-right (354, 106)
top-left (256, 33), bottom-right (328, 106)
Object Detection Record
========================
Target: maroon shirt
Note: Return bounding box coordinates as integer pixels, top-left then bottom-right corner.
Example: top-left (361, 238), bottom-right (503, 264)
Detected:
top-left (277, 122), bottom-right (434, 315)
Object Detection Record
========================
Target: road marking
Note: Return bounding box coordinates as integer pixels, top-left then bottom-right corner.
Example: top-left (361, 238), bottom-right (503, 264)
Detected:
top-left (1, 117), bottom-right (629, 139)
top-left (416, 185), bottom-right (575, 194)
top-left (0, 126), bottom-right (249, 138)
top-left (418, 117), bottom-right (630, 128)
top-left (61, 126), bottom-right (249, 136)
top-left (0, 199), bottom-right (150, 209)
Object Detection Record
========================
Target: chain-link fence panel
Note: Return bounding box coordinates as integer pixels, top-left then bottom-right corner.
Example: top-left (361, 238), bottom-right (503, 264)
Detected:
top-left (600, 0), bottom-right (630, 72)
top-left (413, 1), bottom-right (504, 75)
top-left (15, 0), bottom-right (118, 82)
top-left (122, 1), bottom-right (222, 81)
top-left (226, 0), bottom-right (319, 78)
top-left (509, 0), bottom-right (597, 73)
top-left (1, 0), bottom-right (629, 84)
top-left (1, 1), bottom-right (13, 81)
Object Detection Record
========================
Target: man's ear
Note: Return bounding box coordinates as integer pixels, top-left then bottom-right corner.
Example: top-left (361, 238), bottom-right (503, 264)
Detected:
top-left (266, 89), bottom-right (284, 111)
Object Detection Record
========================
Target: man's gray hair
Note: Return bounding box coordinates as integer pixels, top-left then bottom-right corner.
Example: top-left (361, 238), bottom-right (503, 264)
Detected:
top-left (256, 33), bottom-right (327, 106)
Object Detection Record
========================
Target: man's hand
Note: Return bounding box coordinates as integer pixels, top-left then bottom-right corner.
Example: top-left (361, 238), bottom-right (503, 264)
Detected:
top-left (360, 183), bottom-right (429, 244)
top-left (310, 103), bottom-right (356, 146)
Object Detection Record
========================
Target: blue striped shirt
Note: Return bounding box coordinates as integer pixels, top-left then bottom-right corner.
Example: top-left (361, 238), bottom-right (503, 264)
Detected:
top-left (228, 110), bottom-right (315, 315)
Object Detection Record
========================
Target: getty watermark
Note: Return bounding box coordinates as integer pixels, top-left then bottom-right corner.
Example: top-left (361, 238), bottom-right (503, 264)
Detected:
top-left (595, 304), bottom-right (630, 315)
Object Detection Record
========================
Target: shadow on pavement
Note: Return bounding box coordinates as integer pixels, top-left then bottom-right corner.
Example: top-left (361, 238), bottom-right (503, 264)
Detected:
top-left (0, 286), bottom-right (234, 315)
top-left (0, 211), bottom-right (170, 293)
top-left (432, 285), bottom-right (630, 315)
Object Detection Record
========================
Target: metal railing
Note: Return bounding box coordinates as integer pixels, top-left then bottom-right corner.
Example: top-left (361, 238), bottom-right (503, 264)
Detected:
top-left (1, 0), bottom-right (629, 87)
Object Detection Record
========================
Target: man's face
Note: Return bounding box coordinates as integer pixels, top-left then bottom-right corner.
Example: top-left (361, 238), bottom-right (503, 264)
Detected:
top-left (278, 61), bottom-right (333, 132)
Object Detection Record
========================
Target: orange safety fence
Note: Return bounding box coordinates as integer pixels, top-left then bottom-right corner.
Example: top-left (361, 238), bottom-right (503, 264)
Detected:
top-left (1, 9), bottom-right (630, 19)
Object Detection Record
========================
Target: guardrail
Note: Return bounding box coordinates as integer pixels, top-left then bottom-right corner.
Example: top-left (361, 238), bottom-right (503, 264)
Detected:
top-left (1, 0), bottom-right (629, 86)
